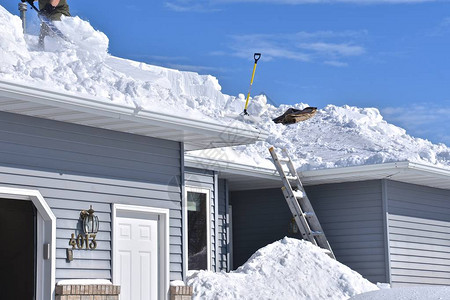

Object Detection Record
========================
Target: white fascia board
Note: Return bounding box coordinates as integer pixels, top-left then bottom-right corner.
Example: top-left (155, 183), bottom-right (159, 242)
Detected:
top-left (299, 161), bottom-right (412, 182)
top-left (301, 161), bottom-right (450, 185)
top-left (185, 155), bottom-right (411, 182)
top-left (184, 154), bottom-right (279, 180)
top-left (407, 161), bottom-right (450, 177)
top-left (185, 155), bottom-right (450, 188)
top-left (0, 80), bottom-right (268, 147)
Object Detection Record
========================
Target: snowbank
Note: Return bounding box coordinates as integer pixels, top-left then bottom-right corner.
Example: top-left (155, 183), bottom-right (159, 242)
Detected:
top-left (1, 5), bottom-right (449, 172)
top-left (349, 286), bottom-right (450, 300)
top-left (0, 6), bottom-right (233, 121)
top-left (192, 103), bottom-right (450, 171)
top-left (187, 238), bottom-right (378, 300)
top-left (0, 6), bottom-right (31, 67)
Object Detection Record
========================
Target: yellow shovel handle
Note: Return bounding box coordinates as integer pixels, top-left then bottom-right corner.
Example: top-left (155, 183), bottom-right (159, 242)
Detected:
top-left (244, 53), bottom-right (261, 113)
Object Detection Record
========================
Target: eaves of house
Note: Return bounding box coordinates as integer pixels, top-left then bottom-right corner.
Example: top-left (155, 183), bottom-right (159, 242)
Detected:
top-left (0, 80), bottom-right (269, 151)
top-left (185, 153), bottom-right (450, 191)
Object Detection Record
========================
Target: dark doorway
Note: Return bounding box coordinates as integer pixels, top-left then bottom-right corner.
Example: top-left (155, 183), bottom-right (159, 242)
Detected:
top-left (0, 199), bottom-right (36, 300)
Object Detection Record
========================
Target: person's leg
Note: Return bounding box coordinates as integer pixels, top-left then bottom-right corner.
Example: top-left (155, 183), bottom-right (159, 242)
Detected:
top-left (38, 12), bottom-right (65, 49)
top-left (38, 22), bottom-right (50, 49)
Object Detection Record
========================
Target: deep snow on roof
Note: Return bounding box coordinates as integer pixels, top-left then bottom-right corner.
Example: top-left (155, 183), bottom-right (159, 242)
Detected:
top-left (1, 5), bottom-right (449, 172)
top-left (190, 104), bottom-right (450, 172)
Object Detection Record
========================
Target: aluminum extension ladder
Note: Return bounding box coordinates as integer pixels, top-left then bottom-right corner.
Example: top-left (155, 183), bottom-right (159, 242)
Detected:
top-left (269, 147), bottom-right (335, 259)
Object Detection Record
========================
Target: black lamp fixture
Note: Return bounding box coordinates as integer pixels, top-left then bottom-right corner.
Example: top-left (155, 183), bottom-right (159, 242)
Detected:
top-left (80, 205), bottom-right (99, 234)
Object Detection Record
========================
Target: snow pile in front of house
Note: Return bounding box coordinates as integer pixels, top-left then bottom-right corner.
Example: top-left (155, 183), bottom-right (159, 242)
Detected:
top-left (187, 237), bottom-right (378, 300)
top-left (349, 286), bottom-right (450, 300)
top-left (1, 5), bottom-right (449, 170)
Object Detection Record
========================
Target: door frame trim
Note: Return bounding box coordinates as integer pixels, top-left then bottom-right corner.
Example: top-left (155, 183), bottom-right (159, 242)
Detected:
top-left (112, 204), bottom-right (170, 300)
top-left (0, 187), bottom-right (56, 300)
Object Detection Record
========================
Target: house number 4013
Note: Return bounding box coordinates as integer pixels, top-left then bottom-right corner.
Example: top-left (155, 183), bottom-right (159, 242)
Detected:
top-left (69, 233), bottom-right (97, 250)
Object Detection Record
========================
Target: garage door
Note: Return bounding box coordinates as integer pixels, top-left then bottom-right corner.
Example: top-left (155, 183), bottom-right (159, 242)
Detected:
top-left (114, 212), bottom-right (159, 300)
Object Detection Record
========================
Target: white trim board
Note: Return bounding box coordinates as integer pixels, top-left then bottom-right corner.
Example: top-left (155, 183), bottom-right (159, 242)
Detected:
top-left (0, 80), bottom-right (268, 151)
top-left (184, 186), bottom-right (212, 274)
top-left (0, 187), bottom-right (56, 300)
top-left (185, 155), bottom-right (450, 191)
top-left (112, 204), bottom-right (170, 300)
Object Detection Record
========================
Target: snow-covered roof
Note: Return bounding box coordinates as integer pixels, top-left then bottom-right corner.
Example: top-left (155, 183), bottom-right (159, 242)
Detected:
top-left (185, 154), bottom-right (450, 191)
top-left (1, 6), bottom-right (449, 171)
top-left (0, 7), bottom-right (268, 150)
top-left (0, 80), bottom-right (267, 150)
top-left (186, 103), bottom-right (450, 189)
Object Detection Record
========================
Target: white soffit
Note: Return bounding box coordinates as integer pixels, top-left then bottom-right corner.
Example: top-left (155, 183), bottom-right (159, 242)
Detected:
top-left (0, 80), bottom-right (268, 150)
top-left (185, 154), bottom-right (450, 191)
top-left (301, 161), bottom-right (450, 190)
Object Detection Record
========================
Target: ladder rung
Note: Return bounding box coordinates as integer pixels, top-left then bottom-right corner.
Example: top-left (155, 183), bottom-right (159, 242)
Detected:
top-left (286, 175), bottom-right (297, 181)
top-left (279, 158), bottom-right (290, 163)
top-left (322, 249), bottom-right (333, 255)
top-left (303, 212), bottom-right (315, 218)
top-left (293, 190), bottom-right (304, 199)
top-left (310, 231), bottom-right (323, 236)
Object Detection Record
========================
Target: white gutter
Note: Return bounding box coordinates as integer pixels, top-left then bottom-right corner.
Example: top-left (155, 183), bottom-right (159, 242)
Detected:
top-left (185, 154), bottom-right (450, 189)
top-left (407, 161), bottom-right (450, 177)
top-left (185, 155), bottom-right (415, 182)
top-left (300, 161), bottom-right (450, 183)
top-left (299, 161), bottom-right (412, 182)
top-left (185, 154), bottom-right (279, 180)
top-left (187, 155), bottom-right (450, 181)
top-left (0, 80), bottom-right (268, 147)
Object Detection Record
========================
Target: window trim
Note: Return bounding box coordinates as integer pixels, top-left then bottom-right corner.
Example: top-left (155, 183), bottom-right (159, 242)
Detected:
top-left (184, 186), bottom-right (211, 272)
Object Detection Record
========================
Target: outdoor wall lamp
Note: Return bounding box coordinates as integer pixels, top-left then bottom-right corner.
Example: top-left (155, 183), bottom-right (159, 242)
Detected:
top-left (80, 205), bottom-right (99, 234)
top-left (68, 205), bottom-right (99, 261)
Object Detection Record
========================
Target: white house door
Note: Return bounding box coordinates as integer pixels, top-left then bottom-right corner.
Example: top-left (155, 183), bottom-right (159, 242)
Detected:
top-left (114, 213), bottom-right (159, 300)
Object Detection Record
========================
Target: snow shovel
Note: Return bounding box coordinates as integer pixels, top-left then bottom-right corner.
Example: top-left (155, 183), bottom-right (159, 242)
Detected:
top-left (25, 0), bottom-right (70, 43)
top-left (272, 107), bottom-right (318, 125)
top-left (242, 53), bottom-right (261, 116)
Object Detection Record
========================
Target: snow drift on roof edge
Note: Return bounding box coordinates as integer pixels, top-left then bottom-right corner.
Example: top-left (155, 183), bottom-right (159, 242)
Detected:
top-left (202, 104), bottom-right (450, 171)
top-left (187, 237), bottom-right (379, 300)
top-left (0, 5), bottom-right (239, 123)
top-left (1, 5), bottom-right (449, 171)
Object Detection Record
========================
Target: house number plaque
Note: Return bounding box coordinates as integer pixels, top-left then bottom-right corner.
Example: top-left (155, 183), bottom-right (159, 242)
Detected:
top-left (69, 233), bottom-right (97, 250)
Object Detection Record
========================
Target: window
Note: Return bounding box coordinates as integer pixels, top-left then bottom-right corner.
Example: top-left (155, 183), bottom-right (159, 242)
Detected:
top-left (186, 188), bottom-right (210, 271)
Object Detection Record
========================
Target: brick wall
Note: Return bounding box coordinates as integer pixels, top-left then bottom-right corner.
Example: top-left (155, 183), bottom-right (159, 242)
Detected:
top-left (170, 286), bottom-right (193, 300)
top-left (55, 284), bottom-right (120, 300)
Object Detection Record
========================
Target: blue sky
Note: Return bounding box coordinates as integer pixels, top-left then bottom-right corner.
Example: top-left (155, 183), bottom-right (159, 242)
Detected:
top-left (5, 0), bottom-right (450, 145)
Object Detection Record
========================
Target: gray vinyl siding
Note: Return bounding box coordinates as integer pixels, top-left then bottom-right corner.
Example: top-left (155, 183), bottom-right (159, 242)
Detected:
top-left (306, 180), bottom-right (387, 284)
top-left (0, 111), bottom-right (183, 281)
top-left (386, 180), bottom-right (450, 286)
top-left (230, 188), bottom-right (301, 269)
top-left (184, 167), bottom-right (218, 271)
top-left (217, 178), bottom-right (229, 271)
top-left (230, 180), bottom-right (387, 283)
